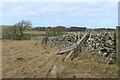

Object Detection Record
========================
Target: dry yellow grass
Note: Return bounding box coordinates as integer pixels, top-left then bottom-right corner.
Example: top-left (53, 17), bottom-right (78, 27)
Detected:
top-left (24, 31), bottom-right (45, 35)
top-left (24, 31), bottom-right (83, 37)
top-left (24, 31), bottom-right (78, 35)
top-left (2, 40), bottom-right (118, 78)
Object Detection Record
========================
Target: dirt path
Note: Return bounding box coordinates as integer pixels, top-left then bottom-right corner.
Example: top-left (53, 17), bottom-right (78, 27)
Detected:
top-left (2, 40), bottom-right (118, 78)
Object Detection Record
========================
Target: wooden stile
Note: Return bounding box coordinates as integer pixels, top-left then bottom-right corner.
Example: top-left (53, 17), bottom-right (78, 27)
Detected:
top-left (57, 32), bottom-right (90, 61)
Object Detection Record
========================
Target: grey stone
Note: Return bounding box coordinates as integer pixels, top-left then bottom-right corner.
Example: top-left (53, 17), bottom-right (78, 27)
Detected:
top-left (82, 31), bottom-right (116, 64)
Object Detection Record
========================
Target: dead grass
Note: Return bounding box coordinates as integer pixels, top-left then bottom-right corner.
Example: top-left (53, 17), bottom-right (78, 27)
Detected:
top-left (24, 31), bottom-right (83, 35)
top-left (2, 40), bottom-right (118, 78)
top-left (24, 31), bottom-right (45, 35)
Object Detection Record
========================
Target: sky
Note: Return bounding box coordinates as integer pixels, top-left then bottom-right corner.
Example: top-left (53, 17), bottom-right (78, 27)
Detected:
top-left (1, 1), bottom-right (118, 29)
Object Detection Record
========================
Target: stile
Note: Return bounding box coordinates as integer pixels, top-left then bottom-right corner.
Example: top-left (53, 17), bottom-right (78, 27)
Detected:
top-left (64, 32), bottom-right (90, 61)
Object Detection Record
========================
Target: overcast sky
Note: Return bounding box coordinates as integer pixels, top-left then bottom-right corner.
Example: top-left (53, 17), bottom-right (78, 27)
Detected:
top-left (1, 1), bottom-right (118, 28)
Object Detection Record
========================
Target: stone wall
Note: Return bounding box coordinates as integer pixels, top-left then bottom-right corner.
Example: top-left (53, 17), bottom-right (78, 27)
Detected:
top-left (31, 31), bottom-right (116, 64)
top-left (31, 32), bottom-right (83, 48)
top-left (82, 31), bottom-right (116, 64)
top-left (45, 32), bottom-right (83, 48)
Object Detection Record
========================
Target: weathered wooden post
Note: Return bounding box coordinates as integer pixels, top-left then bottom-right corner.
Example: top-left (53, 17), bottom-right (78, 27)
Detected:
top-left (116, 26), bottom-right (120, 65)
top-left (116, 26), bottom-right (120, 78)
top-left (78, 32), bottom-right (81, 52)
top-left (0, 39), bottom-right (1, 78)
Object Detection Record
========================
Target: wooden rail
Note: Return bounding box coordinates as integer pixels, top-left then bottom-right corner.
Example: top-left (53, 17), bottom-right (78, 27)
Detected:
top-left (57, 32), bottom-right (90, 61)
top-left (76, 32), bottom-right (90, 49)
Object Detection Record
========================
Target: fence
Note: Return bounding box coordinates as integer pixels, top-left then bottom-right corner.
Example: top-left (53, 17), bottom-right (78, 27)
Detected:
top-left (32, 29), bottom-right (118, 64)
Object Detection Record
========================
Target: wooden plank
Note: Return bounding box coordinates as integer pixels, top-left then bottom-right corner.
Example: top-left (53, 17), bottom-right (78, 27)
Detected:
top-left (64, 50), bottom-right (75, 61)
top-left (58, 43), bottom-right (78, 54)
top-left (64, 32), bottom-right (90, 61)
top-left (77, 32), bottom-right (90, 47)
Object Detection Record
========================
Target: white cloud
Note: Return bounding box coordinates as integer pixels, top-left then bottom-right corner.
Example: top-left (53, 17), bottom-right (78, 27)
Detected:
top-left (0, 0), bottom-right (119, 2)
top-left (2, 1), bottom-right (117, 18)
top-left (2, 3), bottom-right (39, 17)
top-left (1, 2), bottom-right (118, 28)
top-left (0, 3), bottom-right (2, 25)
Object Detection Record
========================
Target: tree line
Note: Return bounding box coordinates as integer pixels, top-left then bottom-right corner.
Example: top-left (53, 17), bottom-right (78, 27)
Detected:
top-left (2, 20), bottom-right (65, 40)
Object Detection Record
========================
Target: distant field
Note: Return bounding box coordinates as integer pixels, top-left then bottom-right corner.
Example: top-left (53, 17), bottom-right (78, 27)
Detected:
top-left (24, 30), bottom-right (82, 38)
top-left (2, 25), bottom-right (85, 38)
top-left (2, 26), bottom-right (86, 39)
top-left (24, 31), bottom-right (45, 34)
top-left (24, 30), bottom-right (82, 35)
top-left (2, 26), bottom-right (79, 34)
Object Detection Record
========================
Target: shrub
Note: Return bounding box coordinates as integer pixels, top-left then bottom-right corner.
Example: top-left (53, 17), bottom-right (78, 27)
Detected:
top-left (45, 26), bottom-right (66, 37)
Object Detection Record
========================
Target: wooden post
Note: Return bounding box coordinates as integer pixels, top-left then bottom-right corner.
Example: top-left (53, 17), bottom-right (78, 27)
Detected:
top-left (116, 26), bottom-right (120, 65)
top-left (64, 32), bottom-right (90, 61)
top-left (78, 32), bottom-right (82, 52)
top-left (116, 26), bottom-right (120, 78)
top-left (0, 39), bottom-right (1, 79)
top-left (64, 50), bottom-right (75, 61)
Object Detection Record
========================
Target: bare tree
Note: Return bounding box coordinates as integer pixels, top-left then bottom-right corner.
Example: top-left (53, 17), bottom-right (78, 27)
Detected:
top-left (2, 20), bottom-right (32, 40)
top-left (14, 20), bottom-right (32, 40)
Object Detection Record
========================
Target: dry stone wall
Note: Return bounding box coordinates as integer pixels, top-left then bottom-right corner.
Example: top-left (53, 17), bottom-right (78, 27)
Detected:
top-left (82, 31), bottom-right (116, 64)
top-left (46, 32), bottom-right (83, 48)
top-left (31, 32), bottom-right (83, 48)
top-left (31, 31), bottom-right (116, 64)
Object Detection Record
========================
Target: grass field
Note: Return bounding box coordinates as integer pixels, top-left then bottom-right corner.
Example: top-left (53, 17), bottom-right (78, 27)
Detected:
top-left (23, 31), bottom-right (80, 39)
top-left (24, 30), bottom-right (79, 34)
top-left (24, 31), bottom-right (45, 35)
top-left (2, 40), bottom-right (118, 78)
